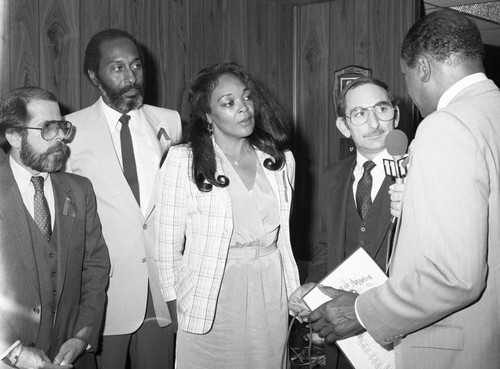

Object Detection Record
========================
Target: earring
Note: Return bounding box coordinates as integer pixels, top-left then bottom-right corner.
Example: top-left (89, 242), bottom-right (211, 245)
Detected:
top-left (207, 121), bottom-right (214, 135)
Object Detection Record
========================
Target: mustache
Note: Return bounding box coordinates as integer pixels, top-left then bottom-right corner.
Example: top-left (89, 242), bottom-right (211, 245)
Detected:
top-left (365, 128), bottom-right (386, 137)
top-left (117, 83), bottom-right (142, 95)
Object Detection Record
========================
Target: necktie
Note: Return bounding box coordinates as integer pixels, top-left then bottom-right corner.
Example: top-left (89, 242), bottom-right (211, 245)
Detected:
top-left (356, 160), bottom-right (376, 220)
top-left (31, 176), bottom-right (52, 241)
top-left (119, 114), bottom-right (140, 206)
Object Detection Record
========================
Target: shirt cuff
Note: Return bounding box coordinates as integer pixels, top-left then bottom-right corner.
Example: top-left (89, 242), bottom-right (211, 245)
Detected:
top-left (354, 296), bottom-right (366, 329)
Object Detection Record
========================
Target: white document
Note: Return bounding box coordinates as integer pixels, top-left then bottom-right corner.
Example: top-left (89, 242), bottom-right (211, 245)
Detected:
top-left (303, 247), bottom-right (395, 369)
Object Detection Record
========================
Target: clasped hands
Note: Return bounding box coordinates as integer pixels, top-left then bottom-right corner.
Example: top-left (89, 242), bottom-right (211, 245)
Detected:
top-left (289, 283), bottom-right (365, 343)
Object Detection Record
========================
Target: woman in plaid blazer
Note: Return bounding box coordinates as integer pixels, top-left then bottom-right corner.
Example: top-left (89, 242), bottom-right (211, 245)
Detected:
top-left (156, 62), bottom-right (300, 368)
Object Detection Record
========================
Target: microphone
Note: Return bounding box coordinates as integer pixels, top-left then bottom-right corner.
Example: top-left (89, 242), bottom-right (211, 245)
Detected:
top-left (384, 130), bottom-right (408, 271)
top-left (385, 129), bottom-right (408, 184)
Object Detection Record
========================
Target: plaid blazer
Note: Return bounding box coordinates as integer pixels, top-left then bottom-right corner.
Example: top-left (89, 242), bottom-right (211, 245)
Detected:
top-left (156, 144), bottom-right (300, 334)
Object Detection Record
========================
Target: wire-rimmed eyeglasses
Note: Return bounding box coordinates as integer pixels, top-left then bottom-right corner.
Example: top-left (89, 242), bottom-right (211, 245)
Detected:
top-left (346, 102), bottom-right (396, 126)
top-left (21, 120), bottom-right (73, 141)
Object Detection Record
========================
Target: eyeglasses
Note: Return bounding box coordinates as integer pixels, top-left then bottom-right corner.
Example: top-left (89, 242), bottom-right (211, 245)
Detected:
top-left (22, 120), bottom-right (73, 141)
top-left (346, 102), bottom-right (396, 126)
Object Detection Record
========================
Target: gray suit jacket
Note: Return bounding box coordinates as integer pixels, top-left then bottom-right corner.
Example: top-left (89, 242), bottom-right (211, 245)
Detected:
top-left (0, 159), bottom-right (110, 365)
top-left (358, 79), bottom-right (500, 368)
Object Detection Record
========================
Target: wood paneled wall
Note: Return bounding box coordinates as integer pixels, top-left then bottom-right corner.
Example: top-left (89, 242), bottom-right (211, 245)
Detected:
top-left (0, 0), bottom-right (419, 260)
top-left (0, 0), bottom-right (294, 117)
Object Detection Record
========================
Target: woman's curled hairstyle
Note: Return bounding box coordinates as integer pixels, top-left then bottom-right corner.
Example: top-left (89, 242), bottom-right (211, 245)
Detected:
top-left (186, 62), bottom-right (293, 191)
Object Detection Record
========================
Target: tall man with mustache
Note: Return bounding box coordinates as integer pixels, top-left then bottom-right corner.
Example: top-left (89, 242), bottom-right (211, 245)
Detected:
top-left (65, 29), bottom-right (181, 369)
top-left (0, 86), bottom-right (110, 369)
top-left (289, 76), bottom-right (400, 369)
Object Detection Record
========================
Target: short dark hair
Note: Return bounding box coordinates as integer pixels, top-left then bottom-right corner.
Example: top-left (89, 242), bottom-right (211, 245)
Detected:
top-left (186, 62), bottom-right (292, 191)
top-left (83, 29), bottom-right (145, 80)
top-left (401, 9), bottom-right (483, 68)
top-left (336, 76), bottom-right (397, 118)
top-left (0, 86), bottom-right (58, 151)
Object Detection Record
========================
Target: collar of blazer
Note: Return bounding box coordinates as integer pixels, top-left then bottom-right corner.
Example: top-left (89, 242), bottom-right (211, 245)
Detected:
top-left (84, 101), bottom-right (167, 219)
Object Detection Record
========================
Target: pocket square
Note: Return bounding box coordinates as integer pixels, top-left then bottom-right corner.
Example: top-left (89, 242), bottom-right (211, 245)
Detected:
top-left (158, 128), bottom-right (173, 168)
top-left (63, 197), bottom-right (76, 217)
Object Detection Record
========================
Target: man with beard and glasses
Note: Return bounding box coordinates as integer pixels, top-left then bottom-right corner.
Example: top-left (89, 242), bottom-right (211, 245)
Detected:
top-left (0, 86), bottom-right (110, 369)
top-left (289, 76), bottom-right (400, 369)
top-left (65, 29), bottom-right (181, 369)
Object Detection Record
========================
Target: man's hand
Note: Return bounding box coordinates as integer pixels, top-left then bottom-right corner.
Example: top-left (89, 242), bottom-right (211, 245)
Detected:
top-left (52, 338), bottom-right (86, 366)
top-left (308, 286), bottom-right (364, 343)
top-left (389, 182), bottom-right (405, 218)
top-left (13, 345), bottom-right (72, 369)
top-left (288, 282), bottom-right (316, 322)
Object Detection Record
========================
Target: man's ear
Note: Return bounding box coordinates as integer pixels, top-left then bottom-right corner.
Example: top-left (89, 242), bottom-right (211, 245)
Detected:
top-left (88, 70), bottom-right (99, 87)
top-left (416, 55), bottom-right (431, 83)
top-left (5, 130), bottom-right (22, 150)
top-left (336, 117), bottom-right (351, 138)
top-left (393, 106), bottom-right (400, 128)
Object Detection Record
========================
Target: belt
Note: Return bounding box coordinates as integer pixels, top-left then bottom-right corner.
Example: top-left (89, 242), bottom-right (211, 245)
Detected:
top-left (227, 242), bottom-right (277, 260)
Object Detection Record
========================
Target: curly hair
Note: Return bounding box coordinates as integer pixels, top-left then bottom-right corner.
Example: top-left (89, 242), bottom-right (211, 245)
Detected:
top-left (336, 76), bottom-right (397, 118)
top-left (0, 86), bottom-right (57, 152)
top-left (401, 9), bottom-right (483, 68)
top-left (83, 29), bottom-right (145, 80)
top-left (185, 62), bottom-right (293, 192)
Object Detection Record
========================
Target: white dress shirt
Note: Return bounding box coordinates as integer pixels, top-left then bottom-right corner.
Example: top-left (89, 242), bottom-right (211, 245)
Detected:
top-left (99, 98), bottom-right (160, 215)
top-left (352, 149), bottom-right (392, 206)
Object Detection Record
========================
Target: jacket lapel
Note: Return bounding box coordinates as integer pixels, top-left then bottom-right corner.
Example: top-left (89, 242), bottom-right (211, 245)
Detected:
top-left (330, 157), bottom-right (356, 267)
top-left (142, 107), bottom-right (172, 221)
top-left (50, 174), bottom-right (75, 305)
top-left (0, 161), bottom-right (39, 290)
top-left (86, 102), bottom-right (145, 219)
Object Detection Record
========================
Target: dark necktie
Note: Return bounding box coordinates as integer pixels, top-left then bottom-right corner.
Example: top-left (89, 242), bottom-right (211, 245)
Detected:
top-left (119, 114), bottom-right (140, 206)
top-left (356, 160), bottom-right (376, 220)
top-left (31, 176), bottom-right (52, 241)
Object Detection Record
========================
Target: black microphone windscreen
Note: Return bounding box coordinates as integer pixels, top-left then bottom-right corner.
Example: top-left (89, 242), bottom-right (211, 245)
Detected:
top-left (386, 130), bottom-right (408, 157)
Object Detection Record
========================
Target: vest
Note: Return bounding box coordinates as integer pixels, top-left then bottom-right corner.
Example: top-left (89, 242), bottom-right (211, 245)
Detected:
top-left (26, 211), bottom-right (59, 354)
top-left (345, 183), bottom-right (390, 269)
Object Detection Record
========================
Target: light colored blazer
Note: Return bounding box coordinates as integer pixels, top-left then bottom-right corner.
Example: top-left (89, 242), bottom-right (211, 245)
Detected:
top-left (65, 100), bottom-right (181, 335)
top-left (156, 144), bottom-right (301, 334)
top-left (357, 79), bottom-right (500, 368)
top-left (0, 160), bottom-right (109, 361)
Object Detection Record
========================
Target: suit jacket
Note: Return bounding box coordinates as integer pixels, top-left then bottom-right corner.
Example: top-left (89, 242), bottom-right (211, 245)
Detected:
top-left (0, 159), bottom-right (110, 365)
top-left (156, 145), bottom-right (301, 334)
top-left (65, 100), bottom-right (182, 335)
top-left (308, 155), bottom-right (393, 283)
top-left (307, 154), bottom-right (393, 369)
top-left (358, 79), bottom-right (500, 368)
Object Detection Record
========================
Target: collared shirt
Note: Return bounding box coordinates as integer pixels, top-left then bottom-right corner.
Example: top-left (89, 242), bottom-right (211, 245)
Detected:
top-left (10, 155), bottom-right (55, 228)
top-left (99, 97), bottom-right (160, 215)
top-left (352, 149), bottom-right (392, 206)
top-left (437, 72), bottom-right (487, 110)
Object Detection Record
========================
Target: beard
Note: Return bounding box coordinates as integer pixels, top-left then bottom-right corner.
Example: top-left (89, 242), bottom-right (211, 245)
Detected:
top-left (97, 76), bottom-right (145, 112)
top-left (20, 135), bottom-right (68, 173)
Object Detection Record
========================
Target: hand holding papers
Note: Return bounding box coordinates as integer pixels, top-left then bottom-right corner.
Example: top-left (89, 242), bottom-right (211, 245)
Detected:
top-left (308, 286), bottom-right (363, 341)
top-left (303, 248), bottom-right (395, 369)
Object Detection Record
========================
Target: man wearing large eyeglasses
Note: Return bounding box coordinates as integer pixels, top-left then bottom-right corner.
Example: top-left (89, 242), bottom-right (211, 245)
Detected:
top-left (0, 86), bottom-right (110, 369)
top-left (289, 76), bottom-right (399, 369)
